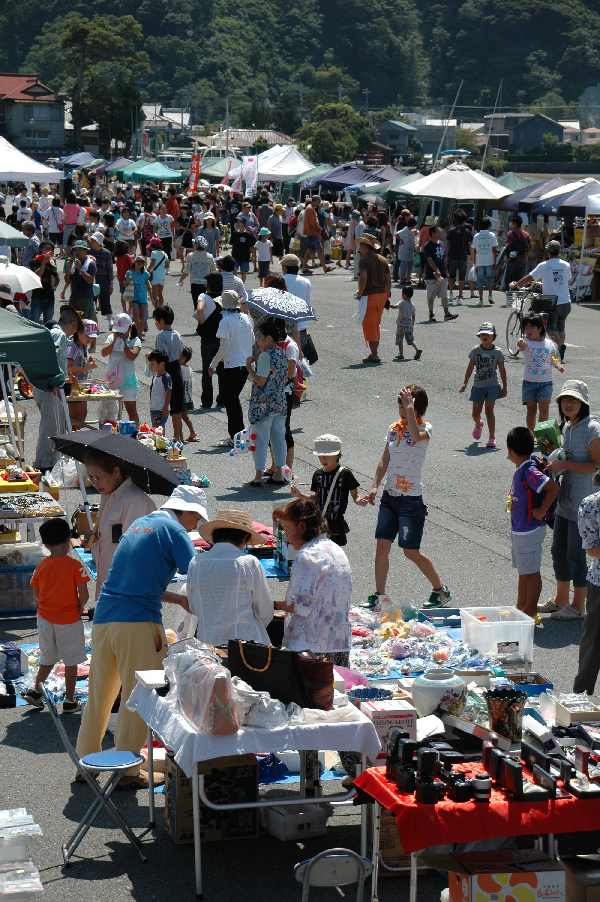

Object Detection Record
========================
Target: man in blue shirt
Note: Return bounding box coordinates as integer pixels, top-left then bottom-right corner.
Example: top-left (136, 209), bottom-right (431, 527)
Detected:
top-left (76, 486), bottom-right (208, 788)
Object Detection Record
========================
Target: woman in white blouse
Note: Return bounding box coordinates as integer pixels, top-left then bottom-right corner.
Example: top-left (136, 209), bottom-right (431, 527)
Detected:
top-left (187, 510), bottom-right (274, 646)
top-left (273, 499), bottom-right (352, 665)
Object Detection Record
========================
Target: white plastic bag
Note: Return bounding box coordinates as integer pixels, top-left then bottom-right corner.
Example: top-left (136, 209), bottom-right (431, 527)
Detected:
top-left (353, 295), bottom-right (368, 326)
top-left (467, 264), bottom-right (477, 283)
top-left (50, 456), bottom-right (80, 487)
top-left (164, 644), bottom-right (240, 734)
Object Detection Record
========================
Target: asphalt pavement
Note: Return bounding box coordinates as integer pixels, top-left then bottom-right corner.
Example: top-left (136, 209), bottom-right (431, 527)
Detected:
top-left (1, 256), bottom-right (600, 901)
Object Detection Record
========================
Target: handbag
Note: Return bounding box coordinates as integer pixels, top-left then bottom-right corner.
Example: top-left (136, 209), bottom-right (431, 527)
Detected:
top-left (227, 639), bottom-right (311, 707)
top-left (303, 331), bottom-right (318, 365)
top-left (291, 237), bottom-right (301, 252)
top-left (173, 236), bottom-right (183, 249)
top-left (298, 655), bottom-right (334, 711)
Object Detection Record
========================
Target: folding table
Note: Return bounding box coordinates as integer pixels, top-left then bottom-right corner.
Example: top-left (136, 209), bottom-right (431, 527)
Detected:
top-left (127, 683), bottom-right (382, 899)
top-left (354, 764), bottom-right (600, 902)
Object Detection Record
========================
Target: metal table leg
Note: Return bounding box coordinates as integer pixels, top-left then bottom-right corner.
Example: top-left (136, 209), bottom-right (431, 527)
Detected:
top-left (192, 763), bottom-right (203, 899)
top-left (371, 800), bottom-right (381, 902)
top-left (410, 851), bottom-right (418, 902)
top-left (360, 753), bottom-right (367, 858)
top-left (147, 725), bottom-right (155, 828)
top-left (299, 749), bottom-right (306, 799)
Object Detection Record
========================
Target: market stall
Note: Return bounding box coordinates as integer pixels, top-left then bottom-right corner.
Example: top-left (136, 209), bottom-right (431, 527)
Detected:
top-left (0, 136), bottom-right (61, 184)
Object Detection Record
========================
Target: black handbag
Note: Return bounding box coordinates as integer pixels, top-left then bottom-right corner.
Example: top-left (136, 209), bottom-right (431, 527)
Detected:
top-left (303, 332), bottom-right (319, 365)
top-left (227, 639), bottom-right (311, 707)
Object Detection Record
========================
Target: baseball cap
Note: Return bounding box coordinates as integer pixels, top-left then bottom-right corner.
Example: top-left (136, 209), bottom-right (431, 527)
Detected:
top-left (161, 485), bottom-right (208, 522)
top-left (477, 322), bottom-right (496, 336)
top-left (313, 434), bottom-right (342, 457)
top-left (113, 313), bottom-right (132, 333)
top-left (83, 319), bottom-right (98, 337)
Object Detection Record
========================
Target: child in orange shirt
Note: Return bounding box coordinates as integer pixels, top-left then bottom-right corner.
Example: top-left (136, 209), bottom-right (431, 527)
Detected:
top-left (24, 518), bottom-right (90, 713)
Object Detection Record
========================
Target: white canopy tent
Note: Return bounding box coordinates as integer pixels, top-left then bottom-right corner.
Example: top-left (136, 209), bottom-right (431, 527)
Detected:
top-left (0, 136), bottom-right (61, 183)
top-left (575, 193), bottom-right (600, 300)
top-left (403, 163), bottom-right (512, 201)
top-left (229, 144), bottom-right (313, 183)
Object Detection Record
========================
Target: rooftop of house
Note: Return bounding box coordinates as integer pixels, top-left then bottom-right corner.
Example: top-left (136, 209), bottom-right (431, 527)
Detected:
top-left (0, 73), bottom-right (60, 103)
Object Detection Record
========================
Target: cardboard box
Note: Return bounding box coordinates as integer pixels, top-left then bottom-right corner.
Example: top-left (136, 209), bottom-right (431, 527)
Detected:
top-left (556, 700), bottom-right (600, 727)
top-left (362, 699), bottom-right (417, 756)
top-left (260, 804), bottom-right (327, 841)
top-left (505, 672), bottom-right (554, 696)
top-left (164, 753), bottom-right (259, 845)
top-left (441, 851), bottom-right (566, 902)
top-left (366, 806), bottom-right (418, 875)
top-left (560, 856), bottom-right (600, 902)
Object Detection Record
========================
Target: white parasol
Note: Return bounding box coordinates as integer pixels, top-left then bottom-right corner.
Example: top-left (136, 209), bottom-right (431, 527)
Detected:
top-left (402, 163), bottom-right (512, 201)
top-left (0, 256), bottom-right (42, 292)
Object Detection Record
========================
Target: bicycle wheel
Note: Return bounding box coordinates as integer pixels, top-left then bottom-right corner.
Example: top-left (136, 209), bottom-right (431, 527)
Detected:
top-left (506, 310), bottom-right (521, 357)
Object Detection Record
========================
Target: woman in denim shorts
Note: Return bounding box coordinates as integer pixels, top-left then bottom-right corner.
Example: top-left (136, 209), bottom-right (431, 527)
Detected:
top-left (363, 384), bottom-right (452, 610)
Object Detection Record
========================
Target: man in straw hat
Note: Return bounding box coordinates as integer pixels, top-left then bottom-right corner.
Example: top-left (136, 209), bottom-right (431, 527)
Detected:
top-left (300, 196), bottom-right (334, 275)
top-left (356, 233), bottom-right (391, 364)
top-left (186, 510), bottom-right (274, 646)
top-left (76, 485), bottom-right (208, 788)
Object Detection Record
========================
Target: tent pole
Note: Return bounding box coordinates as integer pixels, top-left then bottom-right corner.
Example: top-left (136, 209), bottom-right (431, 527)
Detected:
top-left (0, 366), bottom-right (22, 465)
top-left (575, 213), bottom-right (588, 305)
top-left (58, 388), bottom-right (93, 530)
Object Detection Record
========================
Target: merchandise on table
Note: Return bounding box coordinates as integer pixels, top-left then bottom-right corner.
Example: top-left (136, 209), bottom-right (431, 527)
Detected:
top-left (0, 492), bottom-right (64, 519)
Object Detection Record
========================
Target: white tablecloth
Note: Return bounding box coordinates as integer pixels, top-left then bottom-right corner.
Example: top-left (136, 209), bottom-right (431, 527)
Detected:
top-left (127, 684), bottom-right (382, 778)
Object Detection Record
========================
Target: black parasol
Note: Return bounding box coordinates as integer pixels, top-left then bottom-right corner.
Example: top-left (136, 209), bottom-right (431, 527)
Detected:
top-left (51, 430), bottom-right (179, 495)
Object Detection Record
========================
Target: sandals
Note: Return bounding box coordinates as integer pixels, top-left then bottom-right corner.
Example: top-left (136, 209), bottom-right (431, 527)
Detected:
top-left (265, 477), bottom-right (286, 485)
top-left (551, 606), bottom-right (586, 620)
top-left (538, 599), bottom-right (562, 613)
top-left (249, 480), bottom-right (263, 488)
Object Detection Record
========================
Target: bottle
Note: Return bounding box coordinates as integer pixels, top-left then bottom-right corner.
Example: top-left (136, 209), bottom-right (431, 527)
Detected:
top-left (505, 493), bottom-right (513, 513)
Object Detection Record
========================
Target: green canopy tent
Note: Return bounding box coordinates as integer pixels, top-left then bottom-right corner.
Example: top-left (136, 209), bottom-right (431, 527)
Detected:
top-left (282, 164), bottom-right (333, 201)
top-left (199, 156), bottom-right (240, 181)
top-left (112, 159), bottom-right (147, 180)
top-left (0, 221), bottom-right (31, 248)
top-left (494, 172), bottom-right (541, 191)
top-left (127, 161), bottom-right (184, 182)
top-left (0, 309), bottom-right (92, 530)
top-left (377, 173), bottom-right (425, 204)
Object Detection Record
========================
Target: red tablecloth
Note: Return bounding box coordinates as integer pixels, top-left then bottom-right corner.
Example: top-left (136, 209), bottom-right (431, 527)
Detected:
top-left (354, 765), bottom-right (600, 854)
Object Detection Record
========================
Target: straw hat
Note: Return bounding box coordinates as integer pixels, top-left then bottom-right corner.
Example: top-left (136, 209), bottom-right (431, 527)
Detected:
top-left (273, 203), bottom-right (285, 212)
top-left (200, 509), bottom-right (265, 545)
top-left (355, 233), bottom-right (381, 250)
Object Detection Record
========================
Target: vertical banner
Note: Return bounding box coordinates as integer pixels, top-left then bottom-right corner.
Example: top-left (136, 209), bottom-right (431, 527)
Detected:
top-left (231, 170), bottom-right (242, 192)
top-left (242, 155), bottom-right (258, 195)
top-left (220, 161), bottom-right (231, 185)
top-left (189, 154), bottom-right (201, 191)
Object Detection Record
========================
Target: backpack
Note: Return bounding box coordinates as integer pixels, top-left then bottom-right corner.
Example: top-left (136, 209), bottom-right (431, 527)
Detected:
top-left (140, 214), bottom-right (154, 243)
top-left (509, 231), bottom-right (530, 258)
top-left (521, 457), bottom-right (558, 529)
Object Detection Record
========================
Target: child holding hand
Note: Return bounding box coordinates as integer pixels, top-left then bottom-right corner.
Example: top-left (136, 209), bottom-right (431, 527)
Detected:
top-left (291, 434), bottom-right (366, 546)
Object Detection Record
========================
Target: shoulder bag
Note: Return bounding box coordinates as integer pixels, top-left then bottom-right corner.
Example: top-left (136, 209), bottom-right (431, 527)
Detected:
top-left (321, 467), bottom-right (345, 519)
top-left (227, 639), bottom-right (311, 707)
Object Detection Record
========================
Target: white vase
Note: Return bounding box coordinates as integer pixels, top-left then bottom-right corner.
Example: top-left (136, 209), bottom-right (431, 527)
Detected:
top-left (411, 668), bottom-right (467, 718)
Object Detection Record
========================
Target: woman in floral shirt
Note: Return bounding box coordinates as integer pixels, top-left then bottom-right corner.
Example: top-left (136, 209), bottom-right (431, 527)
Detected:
top-left (273, 498), bottom-right (352, 660)
top-left (246, 321), bottom-right (288, 487)
top-left (575, 468), bottom-right (600, 694)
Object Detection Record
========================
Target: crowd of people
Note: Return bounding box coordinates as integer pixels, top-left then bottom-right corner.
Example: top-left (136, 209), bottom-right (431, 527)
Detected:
top-left (4, 173), bottom-right (600, 790)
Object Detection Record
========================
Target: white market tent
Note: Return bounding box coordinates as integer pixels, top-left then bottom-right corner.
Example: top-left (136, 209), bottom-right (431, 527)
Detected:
top-left (229, 144), bottom-right (313, 182)
top-left (403, 163), bottom-right (512, 201)
top-left (0, 136), bottom-right (61, 183)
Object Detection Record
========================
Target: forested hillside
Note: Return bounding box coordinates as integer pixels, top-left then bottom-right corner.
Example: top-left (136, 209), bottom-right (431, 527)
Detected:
top-left (2, 0), bottom-right (600, 130)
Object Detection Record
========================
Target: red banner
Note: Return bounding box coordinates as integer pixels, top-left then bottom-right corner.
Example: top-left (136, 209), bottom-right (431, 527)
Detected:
top-left (189, 155), bottom-right (201, 191)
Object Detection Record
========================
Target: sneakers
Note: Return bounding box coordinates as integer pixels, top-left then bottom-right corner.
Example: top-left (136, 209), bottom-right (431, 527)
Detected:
top-left (559, 344), bottom-right (566, 362)
top-left (444, 312), bottom-right (459, 320)
top-left (393, 354), bottom-right (404, 361)
top-left (423, 585), bottom-right (452, 608)
top-left (429, 313), bottom-right (436, 322)
top-left (63, 699), bottom-right (82, 714)
top-left (448, 292), bottom-right (454, 301)
top-left (218, 438), bottom-right (234, 448)
top-left (476, 299), bottom-right (484, 306)
top-left (361, 592), bottom-right (382, 609)
top-left (455, 297), bottom-right (463, 306)
top-left (488, 297), bottom-right (495, 305)
top-left (23, 688), bottom-right (44, 709)
top-left (414, 349), bottom-right (422, 360)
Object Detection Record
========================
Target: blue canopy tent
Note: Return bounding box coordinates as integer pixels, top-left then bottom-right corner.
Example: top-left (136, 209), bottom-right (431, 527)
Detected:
top-left (303, 164), bottom-right (388, 192)
top-left (530, 180), bottom-right (600, 218)
top-left (60, 151), bottom-right (95, 170)
top-left (495, 178), bottom-right (571, 213)
top-left (366, 165), bottom-right (408, 182)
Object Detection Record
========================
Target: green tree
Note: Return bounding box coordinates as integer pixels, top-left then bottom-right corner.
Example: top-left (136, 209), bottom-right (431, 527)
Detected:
top-left (455, 127), bottom-right (479, 155)
top-left (254, 136), bottom-right (269, 154)
top-left (81, 73), bottom-right (143, 157)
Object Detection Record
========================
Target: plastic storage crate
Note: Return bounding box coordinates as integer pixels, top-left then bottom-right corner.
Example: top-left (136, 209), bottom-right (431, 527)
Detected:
top-left (460, 607), bottom-right (534, 663)
top-left (0, 566), bottom-right (37, 612)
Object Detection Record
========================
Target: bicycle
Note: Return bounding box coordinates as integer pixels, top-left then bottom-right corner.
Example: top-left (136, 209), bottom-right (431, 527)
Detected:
top-left (505, 287), bottom-right (557, 357)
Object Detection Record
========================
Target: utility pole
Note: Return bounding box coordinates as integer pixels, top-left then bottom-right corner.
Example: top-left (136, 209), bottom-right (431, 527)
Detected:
top-left (363, 87), bottom-right (370, 120)
top-left (481, 80), bottom-right (503, 170)
top-left (225, 99), bottom-right (229, 157)
top-left (153, 47), bottom-right (158, 157)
